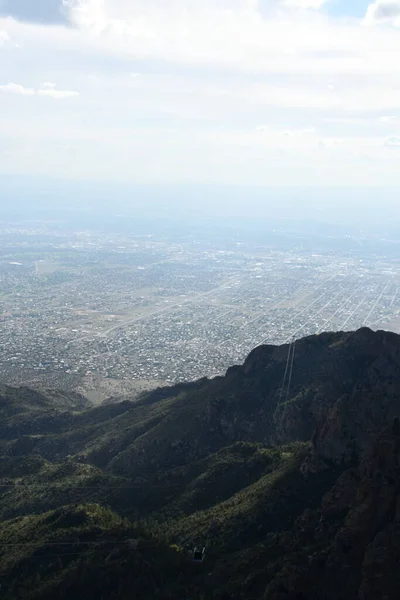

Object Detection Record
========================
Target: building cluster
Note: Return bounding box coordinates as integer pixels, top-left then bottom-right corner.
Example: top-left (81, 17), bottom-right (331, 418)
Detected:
top-left (1, 223), bottom-right (399, 392)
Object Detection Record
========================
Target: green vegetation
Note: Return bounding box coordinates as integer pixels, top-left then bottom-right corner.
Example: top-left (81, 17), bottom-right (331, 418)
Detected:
top-left (0, 504), bottom-right (194, 600)
top-left (2, 328), bottom-right (400, 599)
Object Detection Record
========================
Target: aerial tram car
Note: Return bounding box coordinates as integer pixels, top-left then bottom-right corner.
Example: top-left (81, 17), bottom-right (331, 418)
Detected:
top-left (192, 546), bottom-right (206, 563)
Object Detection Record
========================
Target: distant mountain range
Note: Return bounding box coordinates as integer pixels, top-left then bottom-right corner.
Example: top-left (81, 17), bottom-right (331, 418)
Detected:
top-left (1, 327), bottom-right (400, 599)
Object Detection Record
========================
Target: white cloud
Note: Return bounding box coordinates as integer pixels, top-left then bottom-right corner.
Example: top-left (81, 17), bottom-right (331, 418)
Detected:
top-left (0, 81), bottom-right (79, 98)
top-left (53, 0), bottom-right (400, 82)
top-left (210, 125), bottom-right (321, 153)
top-left (282, 0), bottom-right (327, 8)
top-left (0, 82), bottom-right (35, 95)
top-left (0, 29), bottom-right (10, 45)
top-left (283, 127), bottom-right (316, 136)
top-left (380, 115), bottom-right (397, 122)
top-left (384, 135), bottom-right (400, 146)
top-left (2, 1), bottom-right (400, 185)
top-left (38, 87), bottom-right (79, 98)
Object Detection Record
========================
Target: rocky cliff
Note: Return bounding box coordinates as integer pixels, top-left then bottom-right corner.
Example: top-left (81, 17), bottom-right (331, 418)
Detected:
top-left (264, 419), bottom-right (400, 600)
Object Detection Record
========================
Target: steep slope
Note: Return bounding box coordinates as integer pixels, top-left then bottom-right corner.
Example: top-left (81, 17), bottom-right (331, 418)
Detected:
top-left (263, 419), bottom-right (400, 600)
top-left (0, 384), bottom-right (88, 421)
top-left (1, 327), bottom-right (400, 599)
top-left (3, 327), bottom-right (400, 477)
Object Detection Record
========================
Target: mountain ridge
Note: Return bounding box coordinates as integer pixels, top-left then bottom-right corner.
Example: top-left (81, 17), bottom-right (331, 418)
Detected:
top-left (1, 327), bottom-right (400, 599)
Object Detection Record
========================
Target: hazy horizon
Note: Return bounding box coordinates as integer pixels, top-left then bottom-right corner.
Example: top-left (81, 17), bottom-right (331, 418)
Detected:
top-left (1, 175), bottom-right (400, 234)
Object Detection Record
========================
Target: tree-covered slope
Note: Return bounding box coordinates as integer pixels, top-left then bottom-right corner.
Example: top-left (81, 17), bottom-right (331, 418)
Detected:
top-left (1, 327), bottom-right (400, 599)
top-left (0, 503), bottom-right (195, 600)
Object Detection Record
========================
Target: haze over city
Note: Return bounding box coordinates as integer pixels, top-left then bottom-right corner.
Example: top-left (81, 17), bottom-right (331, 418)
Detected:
top-left (2, 0), bottom-right (400, 400)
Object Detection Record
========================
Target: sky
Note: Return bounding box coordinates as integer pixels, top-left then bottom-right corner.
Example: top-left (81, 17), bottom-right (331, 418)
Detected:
top-left (1, 0), bottom-right (400, 187)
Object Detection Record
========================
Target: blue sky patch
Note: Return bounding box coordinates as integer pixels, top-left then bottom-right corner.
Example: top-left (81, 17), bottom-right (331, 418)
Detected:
top-left (323, 0), bottom-right (371, 19)
top-left (0, 0), bottom-right (68, 25)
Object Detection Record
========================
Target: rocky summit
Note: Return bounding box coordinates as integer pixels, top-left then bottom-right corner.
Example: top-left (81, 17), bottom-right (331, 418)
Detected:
top-left (1, 327), bottom-right (400, 600)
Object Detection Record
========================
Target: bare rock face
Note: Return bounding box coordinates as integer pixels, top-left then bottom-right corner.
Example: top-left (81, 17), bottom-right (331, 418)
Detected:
top-left (309, 329), bottom-right (400, 464)
top-left (234, 328), bottom-right (400, 462)
top-left (320, 421), bottom-right (400, 599)
top-left (265, 419), bottom-right (400, 600)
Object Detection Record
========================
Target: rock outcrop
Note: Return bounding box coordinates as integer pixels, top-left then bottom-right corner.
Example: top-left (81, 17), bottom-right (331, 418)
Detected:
top-left (265, 419), bottom-right (400, 600)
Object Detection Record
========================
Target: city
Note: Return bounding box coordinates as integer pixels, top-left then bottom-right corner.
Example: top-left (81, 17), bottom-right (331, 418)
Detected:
top-left (1, 216), bottom-right (399, 400)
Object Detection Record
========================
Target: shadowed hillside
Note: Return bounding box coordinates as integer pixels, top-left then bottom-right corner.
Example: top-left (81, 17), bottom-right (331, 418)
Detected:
top-left (1, 327), bottom-right (400, 599)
